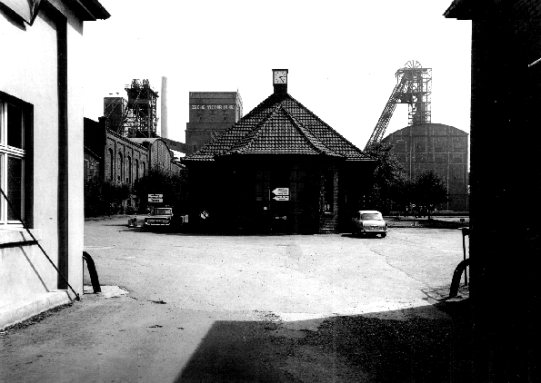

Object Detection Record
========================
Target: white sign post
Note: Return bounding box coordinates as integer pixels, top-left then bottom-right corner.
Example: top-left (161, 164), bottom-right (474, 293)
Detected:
top-left (272, 188), bottom-right (289, 196)
top-left (271, 187), bottom-right (289, 201)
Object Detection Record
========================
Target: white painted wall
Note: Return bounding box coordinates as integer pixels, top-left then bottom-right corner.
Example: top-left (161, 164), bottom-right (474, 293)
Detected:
top-left (0, 1), bottom-right (89, 308)
top-left (1, 7), bottom-right (60, 299)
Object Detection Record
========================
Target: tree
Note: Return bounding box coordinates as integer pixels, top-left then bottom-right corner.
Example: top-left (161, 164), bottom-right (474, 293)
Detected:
top-left (364, 142), bottom-right (406, 214)
top-left (411, 171), bottom-right (447, 218)
top-left (133, 169), bottom-right (187, 213)
top-left (84, 180), bottom-right (130, 217)
top-left (102, 181), bottom-right (130, 214)
top-left (84, 179), bottom-right (106, 217)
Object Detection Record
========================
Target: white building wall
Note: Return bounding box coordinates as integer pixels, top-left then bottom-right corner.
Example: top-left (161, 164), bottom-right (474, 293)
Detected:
top-left (0, 7), bottom-right (61, 300)
top-left (0, 1), bottom-right (104, 326)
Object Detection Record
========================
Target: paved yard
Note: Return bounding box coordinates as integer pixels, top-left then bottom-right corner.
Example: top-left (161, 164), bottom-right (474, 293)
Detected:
top-left (0, 217), bottom-right (470, 382)
top-left (87, 217), bottom-right (464, 316)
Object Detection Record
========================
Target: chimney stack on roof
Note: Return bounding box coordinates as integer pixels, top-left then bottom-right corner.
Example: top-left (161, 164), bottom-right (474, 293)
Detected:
top-left (161, 76), bottom-right (168, 138)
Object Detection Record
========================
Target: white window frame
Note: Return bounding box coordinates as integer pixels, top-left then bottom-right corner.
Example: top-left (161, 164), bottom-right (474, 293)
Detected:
top-left (0, 99), bottom-right (26, 226)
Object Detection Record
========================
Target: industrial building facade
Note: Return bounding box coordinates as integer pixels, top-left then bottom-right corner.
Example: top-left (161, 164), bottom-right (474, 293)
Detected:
top-left (103, 79), bottom-right (160, 138)
top-left (84, 118), bottom-right (183, 213)
top-left (103, 96), bottom-right (126, 133)
top-left (129, 137), bottom-right (183, 177)
top-left (383, 123), bottom-right (469, 211)
top-left (183, 70), bottom-right (374, 234)
top-left (85, 118), bottom-right (149, 186)
top-left (185, 91), bottom-right (243, 154)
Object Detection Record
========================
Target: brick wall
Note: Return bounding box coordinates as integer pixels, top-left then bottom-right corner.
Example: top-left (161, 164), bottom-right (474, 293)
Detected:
top-left (104, 130), bottom-right (148, 186)
top-left (186, 92), bottom-right (243, 152)
top-left (84, 149), bottom-right (101, 184)
top-left (149, 139), bottom-right (173, 173)
top-left (383, 123), bottom-right (469, 211)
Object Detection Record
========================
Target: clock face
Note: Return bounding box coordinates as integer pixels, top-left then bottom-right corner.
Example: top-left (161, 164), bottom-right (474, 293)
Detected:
top-left (273, 70), bottom-right (288, 84)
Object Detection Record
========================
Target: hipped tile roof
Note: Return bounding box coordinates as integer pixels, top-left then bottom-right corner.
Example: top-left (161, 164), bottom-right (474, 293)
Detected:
top-left (184, 92), bottom-right (371, 163)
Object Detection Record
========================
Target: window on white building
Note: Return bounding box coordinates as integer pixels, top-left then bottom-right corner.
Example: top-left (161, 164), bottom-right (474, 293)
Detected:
top-left (0, 95), bottom-right (29, 226)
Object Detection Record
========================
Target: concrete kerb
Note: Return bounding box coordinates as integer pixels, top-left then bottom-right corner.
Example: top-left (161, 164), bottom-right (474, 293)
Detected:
top-left (0, 290), bottom-right (72, 330)
top-left (385, 216), bottom-right (469, 229)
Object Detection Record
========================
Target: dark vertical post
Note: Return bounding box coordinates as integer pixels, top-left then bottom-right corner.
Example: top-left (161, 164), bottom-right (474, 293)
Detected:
top-left (56, 13), bottom-right (68, 289)
top-left (461, 227), bottom-right (468, 285)
top-left (24, 105), bottom-right (34, 227)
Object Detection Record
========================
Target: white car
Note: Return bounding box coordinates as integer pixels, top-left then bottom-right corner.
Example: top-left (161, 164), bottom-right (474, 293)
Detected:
top-left (352, 210), bottom-right (387, 238)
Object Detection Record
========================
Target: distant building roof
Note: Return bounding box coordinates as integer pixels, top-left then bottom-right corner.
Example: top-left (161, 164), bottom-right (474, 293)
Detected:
top-left (84, 145), bottom-right (101, 160)
top-left (160, 137), bottom-right (189, 155)
top-left (445, 0), bottom-right (541, 20)
top-left (184, 92), bottom-right (371, 163)
top-left (444, 0), bottom-right (474, 19)
top-left (0, 0), bottom-right (109, 23)
top-left (128, 137), bottom-right (160, 146)
top-left (383, 123), bottom-right (469, 140)
top-left (76, 0), bottom-right (110, 20)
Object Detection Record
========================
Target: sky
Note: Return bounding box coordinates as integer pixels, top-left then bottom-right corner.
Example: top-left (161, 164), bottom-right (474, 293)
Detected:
top-left (82, 0), bottom-right (471, 149)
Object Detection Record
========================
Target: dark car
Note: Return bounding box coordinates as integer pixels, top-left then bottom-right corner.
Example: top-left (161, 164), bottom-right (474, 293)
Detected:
top-left (144, 206), bottom-right (174, 228)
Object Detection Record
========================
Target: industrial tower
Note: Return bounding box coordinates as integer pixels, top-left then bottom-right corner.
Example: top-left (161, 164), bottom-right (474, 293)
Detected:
top-left (365, 60), bottom-right (432, 149)
top-left (121, 79), bottom-right (159, 138)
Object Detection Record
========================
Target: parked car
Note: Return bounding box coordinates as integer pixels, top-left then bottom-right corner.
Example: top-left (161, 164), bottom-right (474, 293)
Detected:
top-left (352, 210), bottom-right (387, 238)
top-left (144, 206), bottom-right (174, 229)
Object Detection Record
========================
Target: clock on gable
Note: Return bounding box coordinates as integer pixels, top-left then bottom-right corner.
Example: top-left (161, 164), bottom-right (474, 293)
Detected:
top-left (273, 69), bottom-right (288, 85)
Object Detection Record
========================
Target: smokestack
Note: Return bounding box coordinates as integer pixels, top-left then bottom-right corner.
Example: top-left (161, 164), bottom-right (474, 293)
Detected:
top-left (161, 76), bottom-right (168, 138)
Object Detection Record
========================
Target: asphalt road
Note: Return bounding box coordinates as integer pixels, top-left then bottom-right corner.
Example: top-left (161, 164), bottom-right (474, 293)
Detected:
top-left (0, 217), bottom-right (470, 383)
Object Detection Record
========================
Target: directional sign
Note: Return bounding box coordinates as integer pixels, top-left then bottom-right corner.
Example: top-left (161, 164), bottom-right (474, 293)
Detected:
top-left (272, 187), bottom-right (289, 196)
top-left (273, 195), bottom-right (289, 201)
top-left (148, 193), bottom-right (163, 203)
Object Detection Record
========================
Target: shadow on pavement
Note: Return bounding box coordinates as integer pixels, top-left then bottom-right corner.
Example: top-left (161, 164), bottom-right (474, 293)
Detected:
top-left (175, 301), bottom-right (473, 383)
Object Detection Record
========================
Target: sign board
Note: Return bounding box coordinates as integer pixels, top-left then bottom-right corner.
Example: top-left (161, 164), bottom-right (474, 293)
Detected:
top-left (273, 195), bottom-right (289, 201)
top-left (191, 104), bottom-right (235, 110)
top-left (148, 193), bottom-right (163, 203)
top-left (272, 187), bottom-right (289, 196)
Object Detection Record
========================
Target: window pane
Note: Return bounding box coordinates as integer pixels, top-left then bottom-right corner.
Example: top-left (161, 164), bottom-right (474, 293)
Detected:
top-left (8, 103), bottom-right (23, 149)
top-left (7, 157), bottom-right (22, 221)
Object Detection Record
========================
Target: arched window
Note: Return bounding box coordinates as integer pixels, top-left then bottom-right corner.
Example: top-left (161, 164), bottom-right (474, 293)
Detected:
top-left (142, 161), bottom-right (146, 176)
top-left (118, 152), bottom-right (123, 183)
top-left (127, 155), bottom-right (132, 184)
top-left (108, 148), bottom-right (114, 181)
top-left (135, 159), bottom-right (139, 180)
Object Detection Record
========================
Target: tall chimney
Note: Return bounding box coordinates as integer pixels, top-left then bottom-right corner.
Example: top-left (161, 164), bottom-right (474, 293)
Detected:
top-left (160, 76), bottom-right (168, 138)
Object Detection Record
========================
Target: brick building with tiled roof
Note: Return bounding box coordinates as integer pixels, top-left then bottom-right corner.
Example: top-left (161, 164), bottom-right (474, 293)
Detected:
top-left (183, 70), bottom-right (375, 234)
top-left (444, 1), bottom-right (541, 381)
